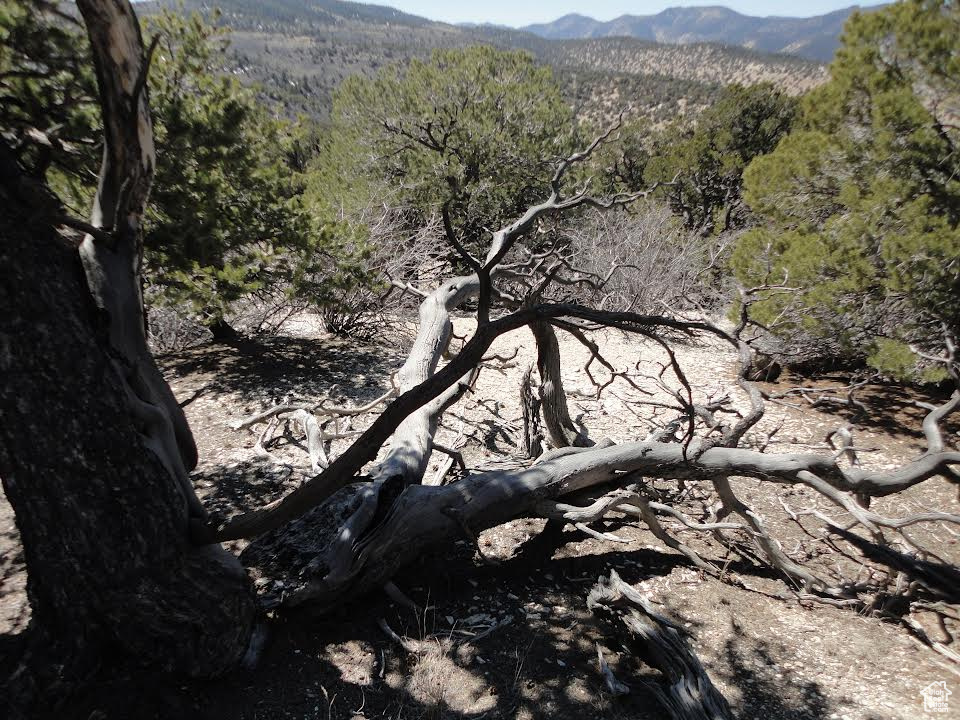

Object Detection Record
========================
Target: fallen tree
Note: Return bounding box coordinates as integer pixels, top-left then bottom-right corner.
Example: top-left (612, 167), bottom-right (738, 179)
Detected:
top-left (223, 120), bottom-right (960, 666)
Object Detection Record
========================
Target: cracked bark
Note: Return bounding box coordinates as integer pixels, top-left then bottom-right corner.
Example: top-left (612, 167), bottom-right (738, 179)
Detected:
top-left (0, 2), bottom-right (256, 709)
top-left (531, 320), bottom-right (590, 448)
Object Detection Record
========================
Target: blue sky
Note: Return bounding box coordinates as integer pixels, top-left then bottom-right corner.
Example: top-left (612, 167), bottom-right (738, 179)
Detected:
top-left (384, 1), bottom-right (889, 27)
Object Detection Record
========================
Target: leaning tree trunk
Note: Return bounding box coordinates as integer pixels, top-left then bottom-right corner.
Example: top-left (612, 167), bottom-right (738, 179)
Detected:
top-left (0, 171), bottom-right (256, 702)
top-left (0, 0), bottom-right (256, 710)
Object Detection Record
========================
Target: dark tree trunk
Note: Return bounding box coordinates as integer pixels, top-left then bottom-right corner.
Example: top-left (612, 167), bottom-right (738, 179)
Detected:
top-left (0, 170), bottom-right (256, 711)
top-left (208, 317), bottom-right (240, 342)
top-left (0, 0), bottom-right (256, 711)
top-left (519, 362), bottom-right (543, 458)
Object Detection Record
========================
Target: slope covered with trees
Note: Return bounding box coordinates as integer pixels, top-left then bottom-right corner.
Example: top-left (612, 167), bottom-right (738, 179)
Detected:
top-left (155, 0), bottom-right (828, 124)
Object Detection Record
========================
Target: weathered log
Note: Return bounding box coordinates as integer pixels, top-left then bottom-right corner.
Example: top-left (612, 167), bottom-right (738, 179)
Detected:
top-left (241, 430), bottom-right (960, 609)
top-left (213, 304), bottom-right (731, 541)
top-left (519, 362), bottom-right (543, 458)
top-left (587, 570), bottom-right (734, 720)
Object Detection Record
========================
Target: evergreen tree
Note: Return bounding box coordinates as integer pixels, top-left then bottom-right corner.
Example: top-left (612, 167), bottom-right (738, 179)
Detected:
top-left (317, 46), bottom-right (575, 256)
top-left (734, 0), bottom-right (960, 377)
top-left (642, 83), bottom-right (797, 234)
top-left (1, 2), bottom-right (365, 334)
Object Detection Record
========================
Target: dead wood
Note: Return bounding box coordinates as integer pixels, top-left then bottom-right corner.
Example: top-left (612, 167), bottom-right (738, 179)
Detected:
top-left (587, 570), bottom-right (734, 720)
top-left (519, 362), bottom-right (543, 458)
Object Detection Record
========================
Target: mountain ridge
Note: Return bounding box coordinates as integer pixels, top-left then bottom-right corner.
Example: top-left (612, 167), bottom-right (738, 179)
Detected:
top-left (521, 4), bottom-right (884, 62)
top-left (153, 0), bottom-right (827, 124)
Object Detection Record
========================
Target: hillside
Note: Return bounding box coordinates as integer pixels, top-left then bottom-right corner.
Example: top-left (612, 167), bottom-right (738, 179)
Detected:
top-left (157, 0), bottom-right (826, 124)
top-left (538, 37), bottom-right (827, 99)
top-left (521, 5), bottom-right (884, 63)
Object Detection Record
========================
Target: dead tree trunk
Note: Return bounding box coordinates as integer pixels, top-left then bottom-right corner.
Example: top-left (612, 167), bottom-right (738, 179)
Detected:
top-left (531, 320), bottom-right (589, 448)
top-left (372, 273), bottom-right (480, 485)
top-left (0, 1), bottom-right (256, 709)
top-left (77, 0), bottom-right (201, 512)
top-left (519, 362), bottom-right (543, 458)
top-left (224, 116), bottom-right (959, 647)
top-left (588, 571), bottom-right (733, 720)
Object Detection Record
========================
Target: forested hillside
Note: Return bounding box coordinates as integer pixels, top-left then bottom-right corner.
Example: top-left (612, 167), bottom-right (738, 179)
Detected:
top-left (150, 0), bottom-right (827, 122)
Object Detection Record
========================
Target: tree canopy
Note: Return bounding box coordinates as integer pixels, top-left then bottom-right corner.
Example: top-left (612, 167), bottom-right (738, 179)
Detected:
top-left (1, 2), bottom-right (366, 332)
top-left (604, 83), bottom-right (798, 235)
top-left (734, 0), bottom-right (960, 376)
top-left (142, 9), bottom-right (343, 327)
top-left (0, 0), bottom-right (98, 198)
top-left (319, 46), bottom-right (576, 253)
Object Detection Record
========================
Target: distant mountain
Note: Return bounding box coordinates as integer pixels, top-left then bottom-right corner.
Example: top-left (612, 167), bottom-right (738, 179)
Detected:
top-left (522, 5), bottom-right (884, 63)
top-left (154, 0), bottom-right (827, 125)
top-left (177, 0), bottom-right (437, 27)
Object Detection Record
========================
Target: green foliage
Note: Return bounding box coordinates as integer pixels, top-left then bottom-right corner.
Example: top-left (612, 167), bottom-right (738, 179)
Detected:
top-left (141, 9), bottom-right (350, 323)
top-left (0, 0), bottom-right (98, 201)
top-left (867, 338), bottom-right (920, 378)
top-left (642, 83), bottom-right (797, 233)
top-left (735, 0), bottom-right (960, 377)
top-left (2, 2), bottom-right (370, 329)
top-left (319, 46), bottom-right (575, 250)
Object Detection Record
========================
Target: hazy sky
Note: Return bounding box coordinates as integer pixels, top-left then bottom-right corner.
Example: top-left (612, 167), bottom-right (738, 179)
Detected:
top-left (383, 1), bottom-right (889, 27)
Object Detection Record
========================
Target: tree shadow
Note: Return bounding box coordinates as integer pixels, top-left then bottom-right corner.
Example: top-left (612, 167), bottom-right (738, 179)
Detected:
top-left (157, 334), bottom-right (404, 408)
top-left (192, 458), bottom-right (297, 523)
top-left (719, 633), bottom-right (830, 720)
top-left (764, 373), bottom-right (959, 444)
top-left (19, 529), bottom-right (867, 720)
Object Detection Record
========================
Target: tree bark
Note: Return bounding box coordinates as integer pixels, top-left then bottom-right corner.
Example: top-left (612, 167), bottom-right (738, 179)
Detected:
top-left (519, 362), bottom-right (543, 458)
top-left (0, 0), bottom-right (256, 708)
top-left (0, 186), bottom-right (256, 699)
top-left (77, 0), bottom-right (200, 489)
top-left (588, 571), bottom-right (733, 719)
top-left (208, 317), bottom-right (240, 342)
top-left (531, 320), bottom-right (588, 448)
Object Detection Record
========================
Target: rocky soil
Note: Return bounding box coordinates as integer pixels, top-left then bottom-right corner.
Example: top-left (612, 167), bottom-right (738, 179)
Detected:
top-left (1, 311), bottom-right (958, 719)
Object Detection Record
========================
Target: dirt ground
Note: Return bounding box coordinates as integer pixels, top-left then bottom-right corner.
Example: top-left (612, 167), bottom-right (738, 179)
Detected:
top-left (2, 312), bottom-right (959, 719)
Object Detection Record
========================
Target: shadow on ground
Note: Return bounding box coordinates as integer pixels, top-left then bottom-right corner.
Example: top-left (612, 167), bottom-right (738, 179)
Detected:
top-left (158, 335), bottom-right (404, 408)
top-left (765, 373), bottom-right (959, 445)
top-left (38, 527), bottom-right (868, 720)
